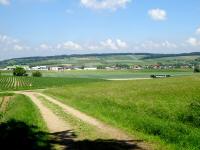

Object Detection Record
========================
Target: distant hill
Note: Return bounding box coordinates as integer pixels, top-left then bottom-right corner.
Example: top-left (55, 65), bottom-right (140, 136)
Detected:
top-left (0, 52), bottom-right (200, 67)
top-left (141, 52), bottom-right (200, 59)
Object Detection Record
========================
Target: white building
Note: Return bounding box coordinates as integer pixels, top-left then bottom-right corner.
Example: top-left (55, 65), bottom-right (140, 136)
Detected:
top-left (49, 66), bottom-right (64, 71)
top-left (84, 67), bottom-right (97, 70)
top-left (31, 66), bottom-right (48, 70)
top-left (6, 65), bottom-right (30, 70)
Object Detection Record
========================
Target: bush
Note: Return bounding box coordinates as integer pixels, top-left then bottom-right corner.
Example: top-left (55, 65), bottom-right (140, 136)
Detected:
top-left (13, 67), bottom-right (26, 76)
top-left (194, 66), bottom-right (200, 73)
top-left (150, 75), bottom-right (156, 78)
top-left (180, 99), bottom-right (200, 127)
top-left (32, 71), bottom-right (42, 77)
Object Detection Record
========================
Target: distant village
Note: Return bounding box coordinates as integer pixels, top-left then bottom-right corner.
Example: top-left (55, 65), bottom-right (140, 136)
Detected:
top-left (0, 63), bottom-right (195, 71)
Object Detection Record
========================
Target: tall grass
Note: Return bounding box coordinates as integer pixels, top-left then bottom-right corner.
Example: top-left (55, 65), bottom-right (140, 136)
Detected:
top-left (45, 75), bottom-right (200, 150)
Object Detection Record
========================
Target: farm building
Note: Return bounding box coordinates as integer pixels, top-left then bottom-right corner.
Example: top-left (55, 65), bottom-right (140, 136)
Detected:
top-left (84, 67), bottom-right (97, 70)
top-left (49, 66), bottom-right (64, 71)
top-left (31, 66), bottom-right (48, 70)
top-left (6, 65), bottom-right (30, 70)
top-left (132, 65), bottom-right (143, 70)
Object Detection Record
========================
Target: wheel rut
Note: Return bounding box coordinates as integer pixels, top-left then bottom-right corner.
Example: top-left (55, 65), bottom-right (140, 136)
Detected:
top-left (16, 91), bottom-right (152, 150)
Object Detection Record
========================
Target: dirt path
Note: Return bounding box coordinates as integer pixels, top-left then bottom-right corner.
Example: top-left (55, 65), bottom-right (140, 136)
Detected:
top-left (36, 92), bottom-right (132, 139)
top-left (16, 91), bottom-right (151, 150)
top-left (35, 92), bottom-right (151, 149)
top-left (17, 91), bottom-right (71, 133)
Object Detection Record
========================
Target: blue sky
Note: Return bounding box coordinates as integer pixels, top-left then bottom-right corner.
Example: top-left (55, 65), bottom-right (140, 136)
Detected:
top-left (0, 0), bottom-right (200, 60)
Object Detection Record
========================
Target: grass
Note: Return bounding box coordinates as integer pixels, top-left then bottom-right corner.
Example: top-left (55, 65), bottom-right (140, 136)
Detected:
top-left (40, 70), bottom-right (193, 79)
top-left (0, 94), bottom-right (46, 129)
top-left (0, 75), bottom-right (103, 91)
top-left (1, 69), bottom-right (193, 79)
top-left (0, 69), bottom-right (192, 91)
top-left (38, 95), bottom-right (110, 140)
top-left (44, 75), bottom-right (200, 150)
top-left (0, 93), bottom-right (50, 149)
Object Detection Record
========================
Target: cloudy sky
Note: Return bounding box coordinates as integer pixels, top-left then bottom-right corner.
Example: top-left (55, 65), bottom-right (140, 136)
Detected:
top-left (0, 0), bottom-right (200, 60)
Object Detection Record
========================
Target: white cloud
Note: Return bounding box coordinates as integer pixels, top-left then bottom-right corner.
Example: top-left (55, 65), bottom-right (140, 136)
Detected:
top-left (196, 27), bottom-right (200, 35)
top-left (0, 0), bottom-right (10, 5)
top-left (116, 39), bottom-right (128, 48)
top-left (1, 34), bottom-right (200, 60)
top-left (100, 38), bottom-right (128, 50)
top-left (139, 40), bottom-right (178, 51)
top-left (100, 39), bottom-right (118, 50)
top-left (187, 37), bottom-right (200, 46)
top-left (148, 8), bottom-right (167, 21)
top-left (0, 35), bottom-right (17, 46)
top-left (161, 41), bottom-right (177, 48)
top-left (14, 44), bottom-right (24, 51)
top-left (59, 41), bottom-right (83, 50)
top-left (40, 44), bottom-right (50, 50)
top-left (0, 34), bottom-right (30, 51)
top-left (80, 0), bottom-right (131, 11)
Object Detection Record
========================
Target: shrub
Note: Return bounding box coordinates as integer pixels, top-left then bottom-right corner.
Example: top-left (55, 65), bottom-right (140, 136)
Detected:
top-left (150, 75), bottom-right (156, 78)
top-left (181, 99), bottom-right (200, 127)
top-left (32, 71), bottom-right (42, 77)
top-left (13, 67), bottom-right (26, 76)
top-left (194, 66), bottom-right (200, 73)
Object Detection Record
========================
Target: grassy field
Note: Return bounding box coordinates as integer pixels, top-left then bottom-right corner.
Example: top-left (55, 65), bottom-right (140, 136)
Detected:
top-left (44, 75), bottom-right (200, 150)
top-left (1, 69), bottom-right (194, 79)
top-left (38, 95), bottom-right (110, 140)
top-left (0, 76), bottom-right (102, 91)
top-left (40, 70), bottom-right (193, 79)
top-left (0, 93), bottom-right (49, 149)
top-left (0, 69), bottom-right (193, 91)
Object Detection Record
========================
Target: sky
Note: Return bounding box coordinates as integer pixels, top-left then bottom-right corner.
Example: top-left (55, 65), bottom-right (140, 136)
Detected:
top-left (0, 0), bottom-right (200, 60)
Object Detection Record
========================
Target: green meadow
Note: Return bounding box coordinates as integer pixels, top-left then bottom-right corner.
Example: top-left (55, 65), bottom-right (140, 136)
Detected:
top-left (0, 69), bottom-right (199, 149)
top-left (0, 75), bottom-right (102, 91)
top-left (40, 69), bottom-right (193, 79)
top-left (1, 69), bottom-right (193, 79)
top-left (44, 75), bottom-right (200, 150)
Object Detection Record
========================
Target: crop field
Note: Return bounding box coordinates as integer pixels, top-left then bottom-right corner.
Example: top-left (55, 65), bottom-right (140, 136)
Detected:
top-left (40, 70), bottom-right (193, 79)
top-left (44, 75), bottom-right (200, 150)
top-left (1, 69), bottom-right (193, 79)
top-left (0, 76), bottom-right (102, 91)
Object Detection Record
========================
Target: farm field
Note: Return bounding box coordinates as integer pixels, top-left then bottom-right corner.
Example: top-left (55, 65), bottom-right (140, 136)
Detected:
top-left (44, 75), bottom-right (200, 150)
top-left (1, 69), bottom-right (194, 79)
top-left (0, 70), bottom-right (199, 150)
top-left (40, 70), bottom-right (193, 79)
top-left (0, 76), bottom-right (102, 91)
